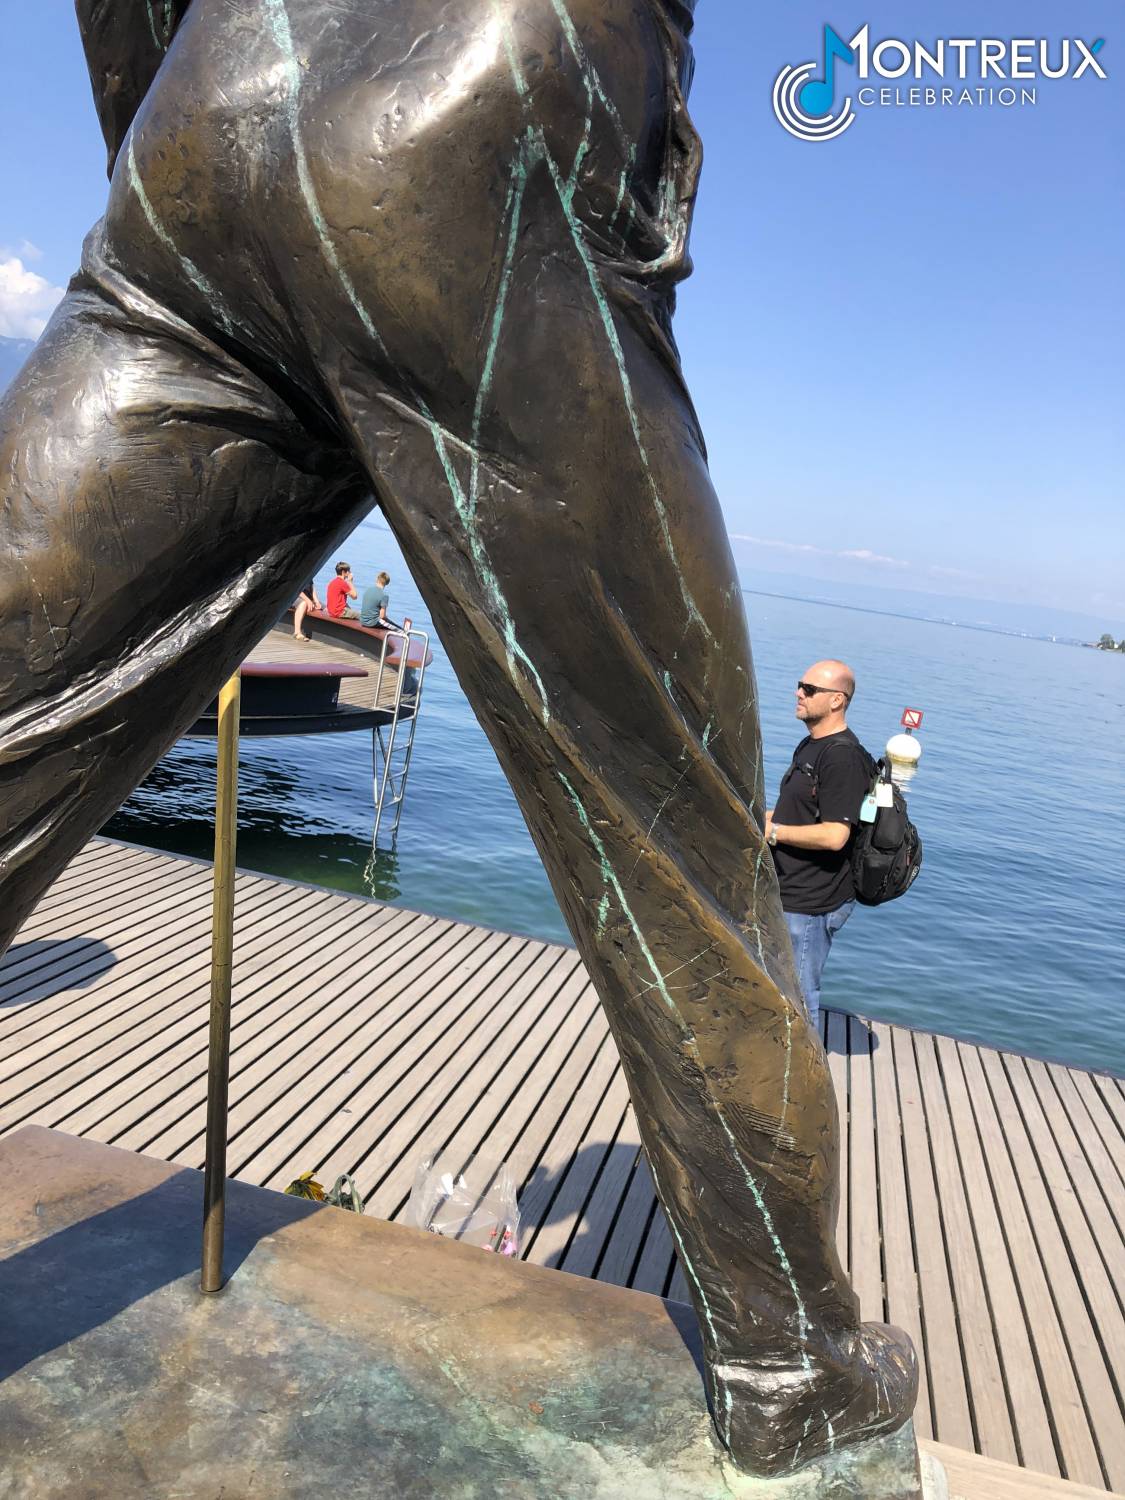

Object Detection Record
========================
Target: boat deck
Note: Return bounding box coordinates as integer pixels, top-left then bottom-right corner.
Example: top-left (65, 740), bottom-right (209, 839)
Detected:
top-left (2, 839), bottom-right (1123, 1491)
top-left (245, 624), bottom-right (404, 713)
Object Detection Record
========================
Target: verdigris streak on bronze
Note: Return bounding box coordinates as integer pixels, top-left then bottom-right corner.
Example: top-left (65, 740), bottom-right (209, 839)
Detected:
top-left (0, 0), bottom-right (917, 1474)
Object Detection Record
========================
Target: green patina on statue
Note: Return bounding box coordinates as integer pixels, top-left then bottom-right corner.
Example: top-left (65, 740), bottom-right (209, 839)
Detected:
top-left (0, 0), bottom-right (916, 1473)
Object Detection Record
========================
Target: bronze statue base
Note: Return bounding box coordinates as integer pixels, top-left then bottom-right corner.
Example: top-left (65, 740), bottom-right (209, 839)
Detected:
top-left (0, 1127), bottom-right (923, 1497)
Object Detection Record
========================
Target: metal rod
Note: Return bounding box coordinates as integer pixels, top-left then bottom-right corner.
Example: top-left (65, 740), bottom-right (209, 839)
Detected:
top-left (201, 670), bottom-right (241, 1294)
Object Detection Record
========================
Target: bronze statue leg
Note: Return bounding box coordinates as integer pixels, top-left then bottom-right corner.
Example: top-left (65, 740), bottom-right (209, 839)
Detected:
top-left (0, 277), bottom-right (366, 945)
top-left (0, 0), bottom-right (917, 1474)
top-left (159, 0), bottom-right (913, 1467)
top-left (325, 203), bottom-right (917, 1480)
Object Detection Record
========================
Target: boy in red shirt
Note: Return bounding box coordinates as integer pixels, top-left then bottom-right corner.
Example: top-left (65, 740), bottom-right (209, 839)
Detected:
top-left (325, 560), bottom-right (358, 619)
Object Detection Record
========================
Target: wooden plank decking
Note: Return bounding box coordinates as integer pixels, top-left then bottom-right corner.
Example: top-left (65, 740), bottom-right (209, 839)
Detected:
top-left (2, 838), bottom-right (1123, 1491)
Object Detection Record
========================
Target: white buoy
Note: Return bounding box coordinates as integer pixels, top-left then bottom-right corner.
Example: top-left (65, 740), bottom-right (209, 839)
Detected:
top-left (886, 732), bottom-right (922, 767)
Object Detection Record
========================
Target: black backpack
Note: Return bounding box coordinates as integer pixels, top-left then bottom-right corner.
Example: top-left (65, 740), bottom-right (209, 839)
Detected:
top-left (850, 752), bottom-right (923, 906)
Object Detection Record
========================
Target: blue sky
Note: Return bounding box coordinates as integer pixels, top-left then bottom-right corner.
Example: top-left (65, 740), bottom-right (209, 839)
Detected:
top-left (2, 1), bottom-right (1121, 625)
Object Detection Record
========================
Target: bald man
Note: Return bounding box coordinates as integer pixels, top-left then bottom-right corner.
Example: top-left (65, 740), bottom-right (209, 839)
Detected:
top-left (765, 660), bottom-right (871, 1029)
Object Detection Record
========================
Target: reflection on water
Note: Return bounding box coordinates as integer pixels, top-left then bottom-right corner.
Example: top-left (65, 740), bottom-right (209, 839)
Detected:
top-left (103, 517), bottom-right (1125, 1075)
top-left (362, 849), bottom-right (402, 903)
top-left (107, 746), bottom-right (403, 904)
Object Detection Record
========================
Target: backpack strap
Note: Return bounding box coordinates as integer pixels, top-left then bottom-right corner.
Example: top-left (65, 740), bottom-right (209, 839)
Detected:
top-left (819, 737), bottom-right (878, 787)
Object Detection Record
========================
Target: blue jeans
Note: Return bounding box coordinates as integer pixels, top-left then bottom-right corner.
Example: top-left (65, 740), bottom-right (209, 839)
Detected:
top-left (784, 902), bottom-right (855, 1031)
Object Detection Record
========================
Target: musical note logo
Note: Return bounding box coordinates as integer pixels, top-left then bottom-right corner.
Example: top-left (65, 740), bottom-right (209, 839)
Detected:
top-left (772, 24), bottom-right (858, 142)
top-left (799, 25), bottom-right (855, 116)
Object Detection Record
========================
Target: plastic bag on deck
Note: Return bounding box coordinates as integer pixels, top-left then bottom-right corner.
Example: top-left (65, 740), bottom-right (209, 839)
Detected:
top-left (404, 1149), bottom-right (520, 1255)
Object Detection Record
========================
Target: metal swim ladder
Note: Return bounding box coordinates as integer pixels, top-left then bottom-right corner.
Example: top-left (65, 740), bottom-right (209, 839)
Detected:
top-left (371, 624), bottom-right (430, 846)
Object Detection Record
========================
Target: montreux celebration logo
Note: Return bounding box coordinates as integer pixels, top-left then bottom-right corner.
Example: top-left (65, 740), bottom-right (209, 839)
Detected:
top-left (773, 25), bottom-right (1108, 141)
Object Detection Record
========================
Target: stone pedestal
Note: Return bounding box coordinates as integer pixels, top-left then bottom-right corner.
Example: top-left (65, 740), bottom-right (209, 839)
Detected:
top-left (0, 1127), bottom-right (923, 1497)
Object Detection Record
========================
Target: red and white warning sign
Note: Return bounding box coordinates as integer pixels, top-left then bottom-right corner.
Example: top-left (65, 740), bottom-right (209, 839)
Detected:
top-left (900, 707), bottom-right (924, 730)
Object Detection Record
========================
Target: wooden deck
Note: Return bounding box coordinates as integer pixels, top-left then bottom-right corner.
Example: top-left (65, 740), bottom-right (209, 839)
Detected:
top-left (3, 838), bottom-right (1123, 1491)
top-left (244, 624), bottom-right (405, 711)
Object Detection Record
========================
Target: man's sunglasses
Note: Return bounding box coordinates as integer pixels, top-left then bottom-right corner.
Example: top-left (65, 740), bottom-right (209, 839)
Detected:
top-left (796, 681), bottom-right (841, 697)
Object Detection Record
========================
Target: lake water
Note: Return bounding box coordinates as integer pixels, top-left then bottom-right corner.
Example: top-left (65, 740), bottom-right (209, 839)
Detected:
top-left (106, 517), bottom-right (1125, 1076)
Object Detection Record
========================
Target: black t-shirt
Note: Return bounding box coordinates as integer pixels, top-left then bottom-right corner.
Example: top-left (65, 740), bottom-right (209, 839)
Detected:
top-left (771, 728), bottom-right (871, 915)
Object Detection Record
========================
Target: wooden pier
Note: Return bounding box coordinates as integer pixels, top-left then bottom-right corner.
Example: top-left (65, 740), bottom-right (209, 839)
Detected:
top-left (2, 838), bottom-right (1123, 1492)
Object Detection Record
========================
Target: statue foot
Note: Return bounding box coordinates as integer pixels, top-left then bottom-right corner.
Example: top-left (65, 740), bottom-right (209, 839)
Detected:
top-left (716, 1321), bottom-right (919, 1477)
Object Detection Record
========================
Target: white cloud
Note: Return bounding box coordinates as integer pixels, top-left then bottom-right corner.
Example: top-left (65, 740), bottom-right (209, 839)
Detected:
top-left (728, 534), bottom-right (987, 585)
top-left (729, 534), bottom-right (826, 555)
top-left (0, 253), bottom-right (65, 339)
top-left (839, 548), bottom-right (909, 569)
top-left (730, 534), bottom-right (911, 569)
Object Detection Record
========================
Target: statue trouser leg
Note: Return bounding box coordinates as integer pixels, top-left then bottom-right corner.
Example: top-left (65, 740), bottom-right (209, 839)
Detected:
top-left (0, 279), bottom-right (368, 943)
top-left (254, 0), bottom-right (914, 1464)
top-left (320, 256), bottom-right (916, 1479)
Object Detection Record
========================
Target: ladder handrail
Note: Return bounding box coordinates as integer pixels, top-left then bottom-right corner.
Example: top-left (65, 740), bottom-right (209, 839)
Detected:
top-left (371, 625), bottom-right (430, 847)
